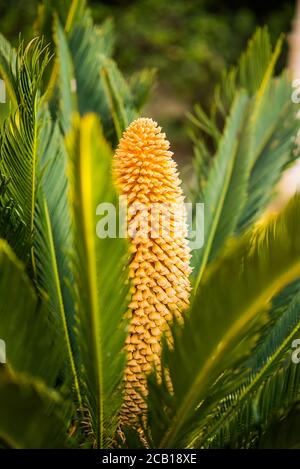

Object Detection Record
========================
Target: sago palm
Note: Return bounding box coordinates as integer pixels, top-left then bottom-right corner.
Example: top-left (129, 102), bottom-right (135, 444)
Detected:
top-left (0, 0), bottom-right (300, 449)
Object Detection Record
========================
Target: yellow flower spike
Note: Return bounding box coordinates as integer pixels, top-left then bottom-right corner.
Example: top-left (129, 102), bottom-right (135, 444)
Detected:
top-left (113, 117), bottom-right (192, 425)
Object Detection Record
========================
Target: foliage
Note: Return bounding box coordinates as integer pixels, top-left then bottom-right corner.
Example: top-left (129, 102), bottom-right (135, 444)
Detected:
top-left (0, 0), bottom-right (299, 450)
top-left (190, 28), bottom-right (299, 287)
top-left (0, 0), bottom-right (294, 154)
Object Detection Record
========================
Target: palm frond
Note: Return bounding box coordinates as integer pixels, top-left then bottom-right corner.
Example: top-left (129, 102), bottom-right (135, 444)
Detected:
top-left (192, 91), bottom-right (249, 290)
top-left (0, 38), bottom-right (51, 269)
top-left (0, 171), bottom-right (27, 258)
top-left (36, 0), bottom-right (87, 37)
top-left (214, 27), bottom-right (280, 117)
top-left (34, 112), bottom-right (80, 403)
top-left (54, 11), bottom-right (136, 144)
top-left (191, 29), bottom-right (297, 287)
top-left (66, 114), bottom-right (129, 448)
top-left (100, 57), bottom-right (136, 140)
top-left (0, 366), bottom-right (70, 449)
top-left (129, 68), bottom-right (157, 112)
top-left (0, 240), bottom-right (62, 386)
top-left (214, 29), bottom-right (296, 235)
top-left (188, 273), bottom-right (300, 448)
top-left (64, 0), bottom-right (88, 32)
top-left (197, 361), bottom-right (300, 448)
top-left (187, 103), bottom-right (220, 143)
top-left (53, 16), bottom-right (78, 134)
top-left (0, 32), bottom-right (17, 106)
top-left (237, 73), bottom-right (299, 231)
top-left (147, 194), bottom-right (300, 448)
top-left (258, 403), bottom-right (300, 449)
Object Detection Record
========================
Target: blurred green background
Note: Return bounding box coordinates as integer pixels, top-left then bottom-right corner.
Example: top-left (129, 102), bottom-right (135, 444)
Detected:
top-left (0, 0), bottom-right (295, 159)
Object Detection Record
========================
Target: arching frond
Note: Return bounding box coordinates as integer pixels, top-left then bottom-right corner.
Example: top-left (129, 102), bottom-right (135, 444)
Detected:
top-left (0, 366), bottom-right (70, 449)
top-left (34, 112), bottom-right (80, 404)
top-left (0, 32), bottom-right (17, 106)
top-left (0, 38), bottom-right (51, 270)
top-left (0, 171), bottom-right (27, 258)
top-left (191, 28), bottom-right (298, 289)
top-left (66, 114), bottom-right (129, 448)
top-left (147, 195), bottom-right (300, 448)
top-left (188, 278), bottom-right (300, 448)
top-left (53, 11), bottom-right (136, 144)
top-left (0, 240), bottom-right (61, 386)
top-left (192, 91), bottom-right (249, 290)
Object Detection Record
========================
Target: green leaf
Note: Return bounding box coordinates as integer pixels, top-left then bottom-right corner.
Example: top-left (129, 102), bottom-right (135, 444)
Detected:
top-left (100, 57), bottom-right (136, 140)
top-left (192, 279), bottom-right (300, 448)
top-left (0, 33), bottom-right (17, 106)
top-left (35, 114), bottom-right (80, 404)
top-left (66, 113), bottom-right (129, 448)
top-left (53, 16), bottom-right (78, 134)
top-left (192, 91), bottom-right (249, 291)
top-left (129, 68), bottom-right (156, 112)
top-left (238, 27), bottom-right (273, 95)
top-left (237, 73), bottom-right (299, 231)
top-left (147, 194), bottom-right (300, 448)
top-left (187, 103), bottom-right (220, 142)
top-left (192, 30), bottom-right (293, 285)
top-left (36, 0), bottom-right (87, 37)
top-left (210, 29), bottom-right (292, 235)
top-left (64, 0), bottom-right (88, 32)
top-left (0, 240), bottom-right (61, 386)
top-left (0, 38), bottom-right (51, 269)
top-left (214, 27), bottom-right (281, 116)
top-left (259, 404), bottom-right (300, 449)
top-left (0, 171), bottom-right (27, 259)
top-left (0, 366), bottom-right (70, 449)
top-left (53, 11), bottom-right (136, 144)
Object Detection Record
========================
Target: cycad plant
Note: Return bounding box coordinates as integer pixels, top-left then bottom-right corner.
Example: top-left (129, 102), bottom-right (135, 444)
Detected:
top-left (0, 0), bottom-right (300, 449)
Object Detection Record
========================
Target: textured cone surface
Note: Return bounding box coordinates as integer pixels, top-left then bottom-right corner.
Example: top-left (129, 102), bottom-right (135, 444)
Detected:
top-left (114, 118), bottom-right (191, 425)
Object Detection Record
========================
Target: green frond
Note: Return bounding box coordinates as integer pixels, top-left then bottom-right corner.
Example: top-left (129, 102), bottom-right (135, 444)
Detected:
top-left (53, 11), bottom-right (136, 144)
top-left (214, 28), bottom-right (295, 235)
top-left (0, 240), bottom-right (62, 386)
top-left (187, 104), bottom-right (220, 151)
top-left (237, 73), bottom-right (299, 231)
top-left (100, 57), bottom-right (136, 139)
top-left (64, 0), bottom-right (88, 32)
top-left (129, 68), bottom-right (157, 112)
top-left (238, 27), bottom-right (277, 95)
top-left (188, 128), bottom-right (213, 194)
top-left (0, 4), bottom-right (299, 450)
top-left (258, 403), bottom-right (300, 449)
top-left (35, 0), bottom-right (87, 39)
top-left (191, 28), bottom-right (297, 284)
top-left (215, 27), bottom-right (281, 116)
top-left (0, 171), bottom-right (27, 258)
top-left (0, 366), bottom-right (70, 449)
top-left (0, 38), bottom-right (51, 269)
top-left (0, 33), bottom-right (17, 106)
top-left (191, 278), bottom-right (300, 448)
top-left (66, 113), bottom-right (129, 448)
top-left (34, 113), bottom-right (80, 404)
top-left (192, 91), bottom-right (249, 290)
top-left (53, 16), bottom-right (78, 134)
top-left (147, 194), bottom-right (300, 448)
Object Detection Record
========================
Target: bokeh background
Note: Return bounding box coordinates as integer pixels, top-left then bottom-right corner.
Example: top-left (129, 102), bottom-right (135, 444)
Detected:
top-left (0, 0), bottom-right (296, 160)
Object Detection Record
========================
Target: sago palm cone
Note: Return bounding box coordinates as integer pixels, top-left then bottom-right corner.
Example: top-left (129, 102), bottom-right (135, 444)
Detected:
top-left (113, 117), bottom-right (191, 425)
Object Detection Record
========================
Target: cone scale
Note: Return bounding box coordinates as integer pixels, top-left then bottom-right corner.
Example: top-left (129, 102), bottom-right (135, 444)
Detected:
top-left (114, 118), bottom-right (191, 424)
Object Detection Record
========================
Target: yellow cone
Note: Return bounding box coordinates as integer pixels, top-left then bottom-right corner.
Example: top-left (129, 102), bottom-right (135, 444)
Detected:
top-left (114, 118), bottom-right (191, 424)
